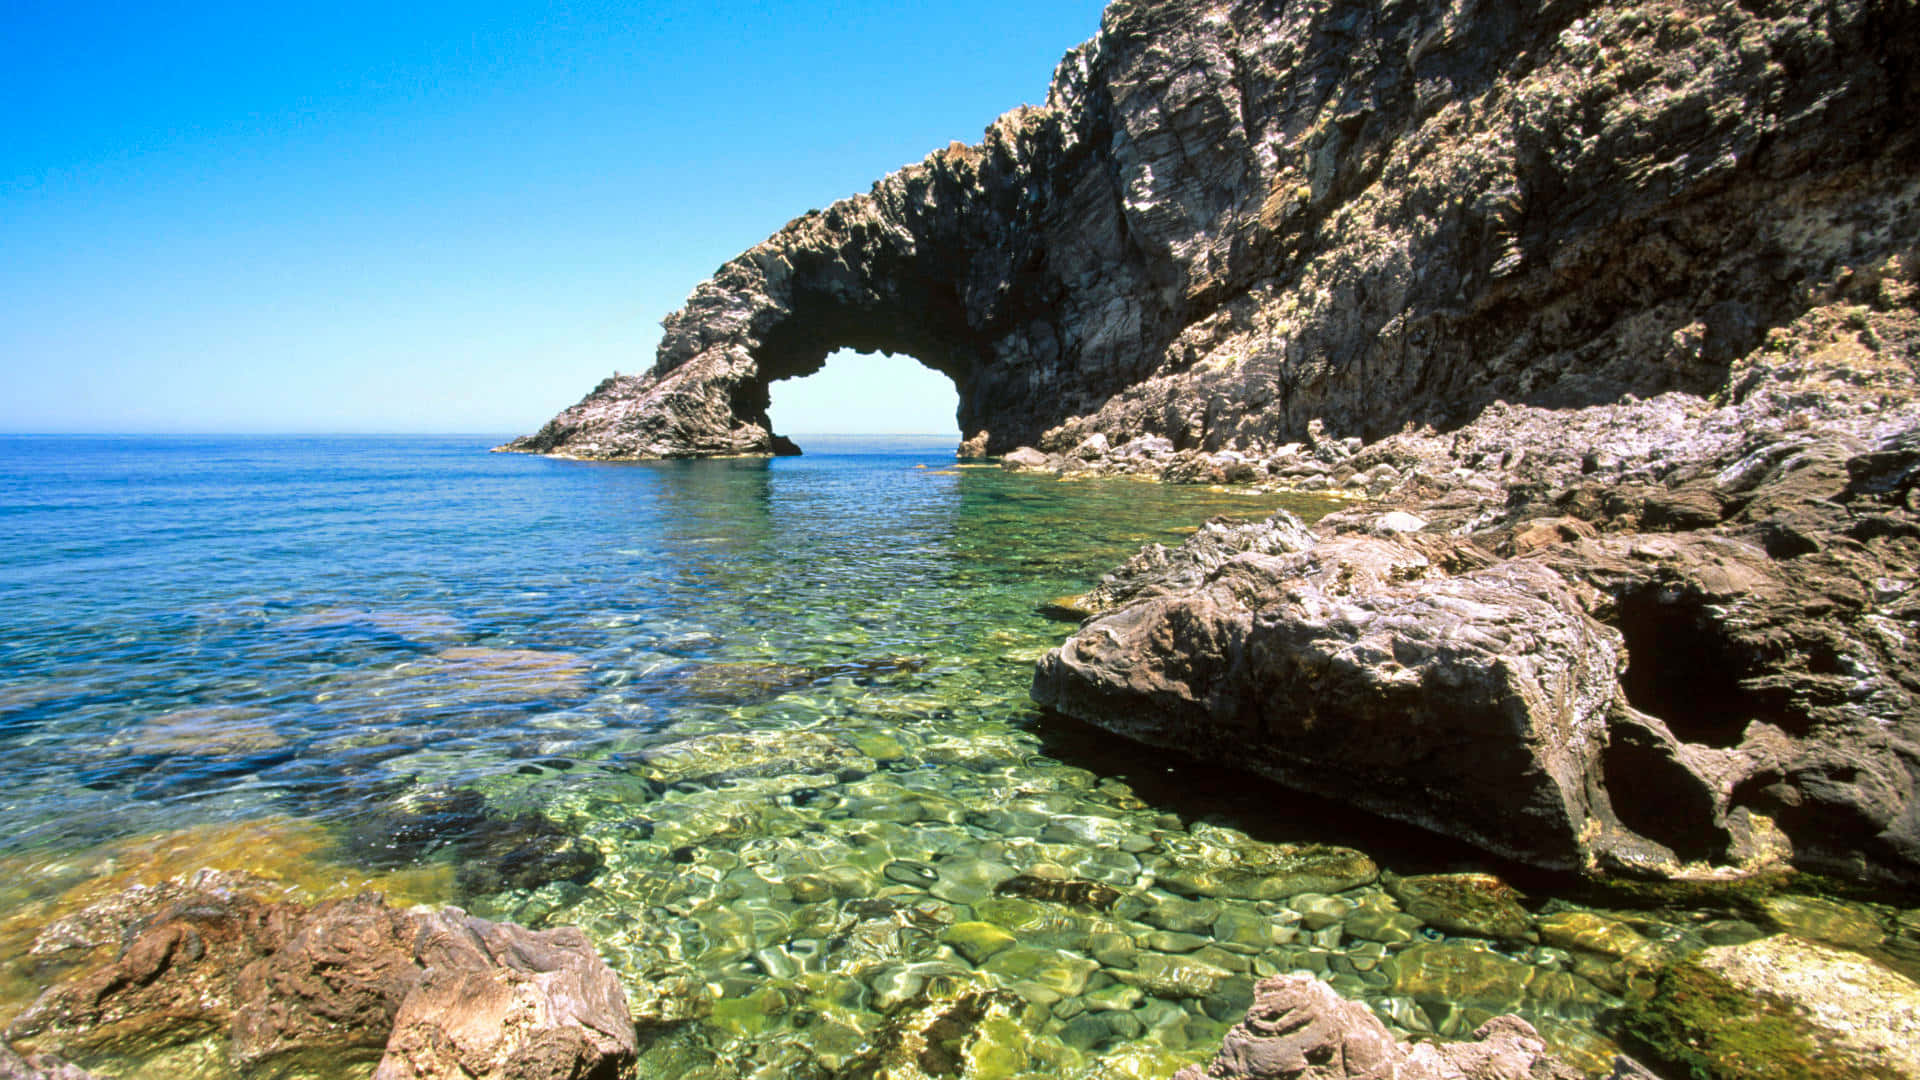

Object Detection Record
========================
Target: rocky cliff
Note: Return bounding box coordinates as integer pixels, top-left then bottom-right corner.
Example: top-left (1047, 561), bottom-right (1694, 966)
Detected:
top-left (500, 0), bottom-right (1916, 460)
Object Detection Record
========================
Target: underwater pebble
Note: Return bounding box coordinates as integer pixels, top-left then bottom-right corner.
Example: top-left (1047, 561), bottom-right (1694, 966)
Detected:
top-left (941, 921), bottom-right (1017, 965)
top-left (1145, 930), bottom-right (1210, 954)
top-left (1083, 984), bottom-right (1143, 1012)
top-left (883, 859), bottom-right (939, 887)
top-left (1144, 895), bottom-right (1221, 934)
top-left (1291, 892), bottom-right (1355, 931)
top-left (1211, 907), bottom-right (1274, 952)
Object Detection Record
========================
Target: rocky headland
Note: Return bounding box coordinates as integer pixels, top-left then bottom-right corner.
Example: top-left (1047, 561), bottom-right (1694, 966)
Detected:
top-left (501, 0), bottom-right (1915, 465)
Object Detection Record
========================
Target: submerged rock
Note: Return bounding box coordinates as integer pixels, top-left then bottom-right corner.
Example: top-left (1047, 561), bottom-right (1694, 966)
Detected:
top-left (837, 982), bottom-right (1028, 1080)
top-left (117, 706), bottom-right (286, 757)
top-left (1756, 895), bottom-right (1886, 951)
top-left (1383, 942), bottom-right (1605, 1015)
top-left (641, 729), bottom-right (875, 786)
top-left (334, 785), bottom-right (603, 898)
top-left (1383, 873), bottom-right (1536, 944)
top-left (1112, 954), bottom-right (1234, 1000)
top-left (992, 874), bottom-right (1121, 911)
top-left (671, 656), bottom-right (927, 704)
top-left (1535, 911), bottom-right (1668, 974)
top-left (414, 647), bottom-right (594, 703)
top-left (1173, 975), bottom-right (1582, 1080)
top-left (318, 646), bottom-right (593, 710)
top-left (1154, 827), bottom-right (1377, 902)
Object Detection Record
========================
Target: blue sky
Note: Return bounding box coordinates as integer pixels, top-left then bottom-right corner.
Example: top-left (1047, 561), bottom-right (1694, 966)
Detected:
top-left (0, 1), bottom-right (1107, 435)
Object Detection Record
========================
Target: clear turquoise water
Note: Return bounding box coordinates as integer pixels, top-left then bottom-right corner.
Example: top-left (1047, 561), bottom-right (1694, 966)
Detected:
top-left (0, 434), bottom-right (1701, 1077)
top-left (0, 435), bottom-right (1304, 853)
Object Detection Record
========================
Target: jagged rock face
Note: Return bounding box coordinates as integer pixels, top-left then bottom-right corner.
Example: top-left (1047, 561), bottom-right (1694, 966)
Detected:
top-left (501, 0), bottom-right (1917, 459)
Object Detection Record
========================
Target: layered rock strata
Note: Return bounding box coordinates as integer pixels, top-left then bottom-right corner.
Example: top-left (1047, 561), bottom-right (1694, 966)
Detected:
top-left (4, 871), bottom-right (636, 1080)
top-left (501, 0), bottom-right (1917, 460)
top-left (1035, 276), bottom-right (1920, 883)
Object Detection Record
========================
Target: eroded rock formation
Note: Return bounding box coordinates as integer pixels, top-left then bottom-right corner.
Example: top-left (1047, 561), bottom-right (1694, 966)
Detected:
top-left (501, 0), bottom-right (1917, 460)
top-left (1035, 271), bottom-right (1920, 883)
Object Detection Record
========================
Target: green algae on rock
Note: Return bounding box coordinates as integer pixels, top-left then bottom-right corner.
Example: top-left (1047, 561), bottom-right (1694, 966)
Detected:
top-left (1383, 872), bottom-right (1537, 944)
top-left (1620, 936), bottom-right (1920, 1080)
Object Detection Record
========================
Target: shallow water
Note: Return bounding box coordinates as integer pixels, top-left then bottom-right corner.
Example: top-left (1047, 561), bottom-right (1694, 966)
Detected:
top-left (1, 434), bottom-right (1876, 1078)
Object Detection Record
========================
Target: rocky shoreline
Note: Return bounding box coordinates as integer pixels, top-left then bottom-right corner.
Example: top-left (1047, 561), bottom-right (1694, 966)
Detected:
top-left (1034, 269), bottom-right (1920, 887)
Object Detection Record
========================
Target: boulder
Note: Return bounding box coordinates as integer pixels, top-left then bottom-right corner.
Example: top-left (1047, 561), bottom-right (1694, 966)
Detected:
top-left (374, 910), bottom-right (636, 1080)
top-left (1382, 873), bottom-right (1535, 943)
top-left (1001, 447), bottom-right (1053, 471)
top-left (1035, 534), bottom-right (1631, 871)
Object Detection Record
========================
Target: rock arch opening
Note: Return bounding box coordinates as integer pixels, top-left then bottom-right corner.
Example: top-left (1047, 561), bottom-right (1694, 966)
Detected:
top-left (765, 349), bottom-right (962, 446)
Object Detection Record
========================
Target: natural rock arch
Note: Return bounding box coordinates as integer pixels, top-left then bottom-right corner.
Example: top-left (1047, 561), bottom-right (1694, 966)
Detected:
top-left (761, 348), bottom-right (964, 441)
top-left (495, 115), bottom-right (1127, 460)
top-left (501, 0), bottom-right (1919, 461)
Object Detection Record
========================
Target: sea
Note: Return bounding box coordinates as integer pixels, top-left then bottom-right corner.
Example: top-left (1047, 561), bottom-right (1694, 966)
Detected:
top-left (0, 433), bottom-right (1825, 1077)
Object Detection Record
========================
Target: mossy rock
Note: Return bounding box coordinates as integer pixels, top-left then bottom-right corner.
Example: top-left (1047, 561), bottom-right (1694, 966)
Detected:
top-left (1619, 941), bottom-right (1911, 1080)
top-left (1757, 895), bottom-right (1886, 950)
top-left (983, 946), bottom-right (1098, 997)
